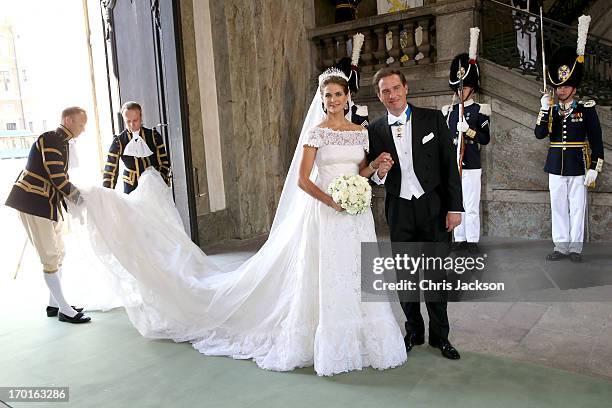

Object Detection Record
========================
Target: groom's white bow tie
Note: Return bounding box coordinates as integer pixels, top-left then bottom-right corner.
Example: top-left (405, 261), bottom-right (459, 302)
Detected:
top-left (388, 112), bottom-right (408, 126)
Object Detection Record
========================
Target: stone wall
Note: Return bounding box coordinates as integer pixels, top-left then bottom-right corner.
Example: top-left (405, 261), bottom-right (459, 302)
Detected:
top-left (179, 0), bottom-right (611, 245)
top-left (180, 0), bottom-right (315, 245)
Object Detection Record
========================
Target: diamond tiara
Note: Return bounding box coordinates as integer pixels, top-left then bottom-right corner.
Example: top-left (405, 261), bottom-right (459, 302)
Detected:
top-left (318, 67), bottom-right (349, 86)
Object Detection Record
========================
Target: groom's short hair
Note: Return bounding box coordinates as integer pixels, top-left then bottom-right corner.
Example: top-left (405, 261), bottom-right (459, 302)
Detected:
top-left (372, 68), bottom-right (407, 94)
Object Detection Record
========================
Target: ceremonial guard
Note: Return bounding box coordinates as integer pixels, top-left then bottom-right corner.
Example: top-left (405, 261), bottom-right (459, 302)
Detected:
top-left (5, 107), bottom-right (91, 323)
top-left (103, 101), bottom-right (171, 194)
top-left (535, 16), bottom-right (603, 263)
top-left (335, 33), bottom-right (369, 128)
top-left (443, 28), bottom-right (491, 254)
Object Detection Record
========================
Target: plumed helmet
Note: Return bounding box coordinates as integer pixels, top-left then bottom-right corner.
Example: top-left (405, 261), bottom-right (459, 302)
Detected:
top-left (449, 53), bottom-right (480, 92)
top-left (548, 45), bottom-right (584, 88)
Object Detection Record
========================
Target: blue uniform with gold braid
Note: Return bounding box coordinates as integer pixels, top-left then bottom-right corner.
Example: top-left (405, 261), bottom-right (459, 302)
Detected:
top-left (102, 127), bottom-right (171, 194)
top-left (535, 100), bottom-right (604, 176)
top-left (5, 125), bottom-right (79, 221)
top-left (348, 102), bottom-right (369, 128)
top-left (444, 101), bottom-right (491, 169)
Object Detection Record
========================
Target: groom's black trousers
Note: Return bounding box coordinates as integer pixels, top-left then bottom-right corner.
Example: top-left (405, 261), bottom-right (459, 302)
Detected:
top-left (386, 189), bottom-right (451, 342)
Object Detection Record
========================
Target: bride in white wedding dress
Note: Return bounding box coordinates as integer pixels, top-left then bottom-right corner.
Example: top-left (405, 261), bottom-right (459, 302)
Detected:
top-left (77, 69), bottom-right (407, 376)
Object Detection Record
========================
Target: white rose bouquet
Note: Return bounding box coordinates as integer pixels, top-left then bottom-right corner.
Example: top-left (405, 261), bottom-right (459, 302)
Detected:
top-left (327, 174), bottom-right (372, 215)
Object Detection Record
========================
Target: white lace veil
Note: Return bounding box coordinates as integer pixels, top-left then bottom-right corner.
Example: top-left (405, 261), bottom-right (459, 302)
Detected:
top-left (67, 69), bottom-right (356, 342)
top-left (271, 68), bottom-right (348, 232)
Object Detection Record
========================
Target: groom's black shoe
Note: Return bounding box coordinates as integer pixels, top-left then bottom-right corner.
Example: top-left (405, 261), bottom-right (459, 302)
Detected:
top-left (58, 312), bottom-right (91, 324)
top-left (404, 332), bottom-right (425, 353)
top-left (429, 338), bottom-right (460, 360)
top-left (46, 306), bottom-right (83, 317)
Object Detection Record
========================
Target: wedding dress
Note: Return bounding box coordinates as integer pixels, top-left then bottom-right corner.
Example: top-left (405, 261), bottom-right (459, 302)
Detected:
top-left (77, 76), bottom-right (407, 376)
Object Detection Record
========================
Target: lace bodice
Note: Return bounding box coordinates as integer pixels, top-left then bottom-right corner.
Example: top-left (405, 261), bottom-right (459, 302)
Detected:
top-left (304, 127), bottom-right (369, 189)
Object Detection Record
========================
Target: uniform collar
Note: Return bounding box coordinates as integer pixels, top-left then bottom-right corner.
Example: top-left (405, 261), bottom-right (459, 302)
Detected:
top-left (463, 98), bottom-right (475, 107)
top-left (557, 100), bottom-right (577, 111)
top-left (57, 124), bottom-right (74, 141)
top-left (128, 128), bottom-right (142, 138)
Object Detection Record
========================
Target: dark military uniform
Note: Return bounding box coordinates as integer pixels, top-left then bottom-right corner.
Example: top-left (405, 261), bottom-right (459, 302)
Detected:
top-left (347, 102), bottom-right (369, 128)
top-left (535, 42), bottom-right (604, 259)
top-left (535, 100), bottom-right (603, 176)
top-left (445, 101), bottom-right (491, 169)
top-left (102, 127), bottom-right (171, 194)
top-left (5, 125), bottom-right (79, 221)
top-left (446, 52), bottom-right (489, 247)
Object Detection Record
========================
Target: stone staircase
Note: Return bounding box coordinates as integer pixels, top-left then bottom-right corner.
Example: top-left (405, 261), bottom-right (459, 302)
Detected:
top-left (355, 59), bottom-right (611, 241)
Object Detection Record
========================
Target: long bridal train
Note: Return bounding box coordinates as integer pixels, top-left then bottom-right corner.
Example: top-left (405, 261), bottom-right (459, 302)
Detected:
top-left (76, 168), bottom-right (407, 376)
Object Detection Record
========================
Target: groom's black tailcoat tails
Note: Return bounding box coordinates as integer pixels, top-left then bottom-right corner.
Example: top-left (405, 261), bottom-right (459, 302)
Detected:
top-left (367, 104), bottom-right (463, 342)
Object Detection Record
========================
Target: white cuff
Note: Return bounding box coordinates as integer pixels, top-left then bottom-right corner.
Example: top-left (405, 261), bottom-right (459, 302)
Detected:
top-left (371, 170), bottom-right (387, 185)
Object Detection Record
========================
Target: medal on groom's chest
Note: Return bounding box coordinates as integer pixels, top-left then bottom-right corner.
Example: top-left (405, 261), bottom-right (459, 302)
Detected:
top-left (393, 125), bottom-right (403, 138)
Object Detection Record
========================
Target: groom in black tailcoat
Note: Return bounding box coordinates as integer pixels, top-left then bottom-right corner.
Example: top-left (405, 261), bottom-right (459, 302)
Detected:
top-left (367, 68), bottom-right (463, 360)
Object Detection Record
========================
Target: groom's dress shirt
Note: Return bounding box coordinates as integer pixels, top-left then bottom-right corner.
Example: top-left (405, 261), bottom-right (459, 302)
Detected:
top-left (372, 108), bottom-right (425, 200)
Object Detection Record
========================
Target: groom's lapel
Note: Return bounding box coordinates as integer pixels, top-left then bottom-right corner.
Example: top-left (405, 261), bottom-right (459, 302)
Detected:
top-left (410, 105), bottom-right (426, 157)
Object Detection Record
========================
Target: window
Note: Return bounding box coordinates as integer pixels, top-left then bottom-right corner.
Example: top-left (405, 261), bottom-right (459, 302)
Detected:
top-left (6, 123), bottom-right (17, 130)
top-left (29, 121), bottom-right (33, 132)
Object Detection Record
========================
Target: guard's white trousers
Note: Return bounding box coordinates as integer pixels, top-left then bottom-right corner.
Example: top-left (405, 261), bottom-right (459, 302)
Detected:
top-left (454, 169), bottom-right (482, 243)
top-left (549, 174), bottom-right (587, 254)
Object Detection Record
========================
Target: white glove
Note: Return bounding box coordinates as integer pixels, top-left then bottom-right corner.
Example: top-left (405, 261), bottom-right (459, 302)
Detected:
top-left (584, 169), bottom-right (598, 186)
top-left (540, 94), bottom-right (551, 111)
top-left (457, 118), bottom-right (470, 133)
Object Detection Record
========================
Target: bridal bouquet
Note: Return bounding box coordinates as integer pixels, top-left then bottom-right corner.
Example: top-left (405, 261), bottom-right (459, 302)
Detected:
top-left (327, 174), bottom-right (372, 215)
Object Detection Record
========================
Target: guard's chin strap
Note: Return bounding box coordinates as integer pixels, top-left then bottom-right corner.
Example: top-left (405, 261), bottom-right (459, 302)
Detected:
top-left (461, 88), bottom-right (475, 103)
top-left (557, 88), bottom-right (576, 104)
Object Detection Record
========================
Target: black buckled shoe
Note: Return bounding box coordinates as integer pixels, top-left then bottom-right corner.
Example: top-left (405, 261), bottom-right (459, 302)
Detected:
top-left (58, 311), bottom-right (91, 324)
top-left (546, 251), bottom-right (567, 261)
top-left (404, 332), bottom-right (425, 353)
top-left (46, 306), bottom-right (84, 317)
top-left (569, 252), bottom-right (583, 263)
top-left (429, 338), bottom-right (461, 360)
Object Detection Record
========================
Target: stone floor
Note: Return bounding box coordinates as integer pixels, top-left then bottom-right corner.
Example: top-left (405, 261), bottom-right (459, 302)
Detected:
top-left (2, 234), bottom-right (612, 408)
top-left (204, 236), bottom-right (612, 380)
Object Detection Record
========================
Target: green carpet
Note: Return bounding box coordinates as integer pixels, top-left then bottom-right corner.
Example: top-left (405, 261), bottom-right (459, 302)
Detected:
top-left (1, 309), bottom-right (611, 408)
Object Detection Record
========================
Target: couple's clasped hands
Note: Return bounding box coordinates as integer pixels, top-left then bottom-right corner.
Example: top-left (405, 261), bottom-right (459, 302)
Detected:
top-left (371, 152), bottom-right (394, 178)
